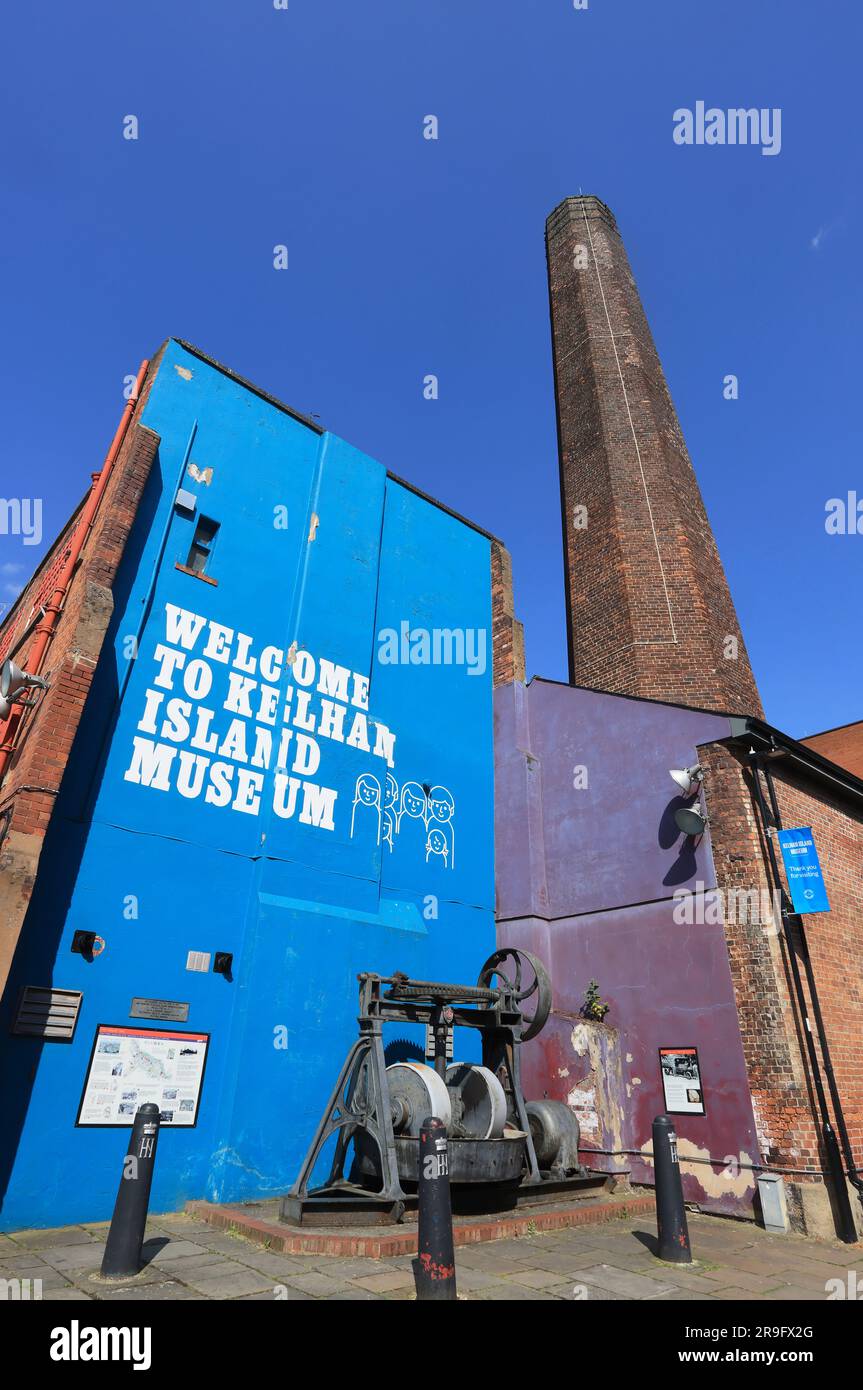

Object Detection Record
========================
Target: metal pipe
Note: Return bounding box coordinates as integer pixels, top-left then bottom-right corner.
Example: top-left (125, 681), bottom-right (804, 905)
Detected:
top-left (583, 1147), bottom-right (862, 1178)
top-left (760, 759), bottom-right (863, 1201)
top-left (748, 753), bottom-right (859, 1241)
top-left (0, 360), bottom-right (150, 782)
top-left (79, 420), bottom-right (197, 820)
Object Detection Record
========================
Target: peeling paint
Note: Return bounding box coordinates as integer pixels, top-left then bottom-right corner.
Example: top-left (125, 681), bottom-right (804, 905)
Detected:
top-left (632, 1076), bottom-right (641, 1086)
top-left (567, 1085), bottom-right (595, 1109)
top-left (556, 1066), bottom-right (570, 1078)
top-left (188, 463), bottom-right (213, 485)
top-left (174, 365), bottom-right (194, 381)
top-left (638, 1135), bottom-right (755, 1199)
top-left (569, 1021), bottom-right (626, 1154)
top-left (286, 641), bottom-right (298, 665)
top-left (308, 512), bottom-right (320, 542)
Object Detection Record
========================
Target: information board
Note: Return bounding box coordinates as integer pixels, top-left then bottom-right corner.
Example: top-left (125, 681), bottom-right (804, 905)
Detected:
top-left (659, 1046), bottom-right (705, 1116)
top-left (76, 1025), bottom-right (209, 1127)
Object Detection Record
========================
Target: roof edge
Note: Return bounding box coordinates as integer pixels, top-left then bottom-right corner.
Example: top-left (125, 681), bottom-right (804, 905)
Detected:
top-left (717, 715), bottom-right (863, 807)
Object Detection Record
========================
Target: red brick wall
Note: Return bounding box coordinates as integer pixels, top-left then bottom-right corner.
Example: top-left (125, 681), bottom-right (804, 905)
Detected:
top-left (546, 196), bottom-right (763, 716)
top-left (0, 395), bottom-right (161, 989)
top-left (700, 739), bottom-right (863, 1217)
top-left (801, 722), bottom-right (863, 780)
top-left (491, 539), bottom-right (525, 687)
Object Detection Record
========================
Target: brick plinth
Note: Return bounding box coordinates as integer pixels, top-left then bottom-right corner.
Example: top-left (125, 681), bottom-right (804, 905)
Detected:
top-left (186, 1192), bottom-right (654, 1259)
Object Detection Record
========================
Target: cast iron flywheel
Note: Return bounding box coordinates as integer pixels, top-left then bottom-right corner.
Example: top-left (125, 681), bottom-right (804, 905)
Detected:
top-left (477, 948), bottom-right (552, 1042)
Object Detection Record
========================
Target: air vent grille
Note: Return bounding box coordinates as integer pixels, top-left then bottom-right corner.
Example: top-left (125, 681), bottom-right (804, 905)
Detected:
top-left (13, 986), bottom-right (83, 1041)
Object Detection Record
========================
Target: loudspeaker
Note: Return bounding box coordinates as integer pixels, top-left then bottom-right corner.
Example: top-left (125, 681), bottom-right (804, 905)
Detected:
top-left (0, 659), bottom-right (48, 701)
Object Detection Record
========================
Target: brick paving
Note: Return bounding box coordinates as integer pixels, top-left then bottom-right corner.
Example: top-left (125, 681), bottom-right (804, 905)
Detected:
top-left (2, 1212), bottom-right (861, 1302)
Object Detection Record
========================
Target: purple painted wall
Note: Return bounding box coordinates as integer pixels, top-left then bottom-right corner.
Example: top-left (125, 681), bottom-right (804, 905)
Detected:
top-left (495, 679), bottom-right (762, 1218)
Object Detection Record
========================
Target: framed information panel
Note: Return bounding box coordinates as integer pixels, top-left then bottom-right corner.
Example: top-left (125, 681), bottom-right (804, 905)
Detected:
top-left (76, 1025), bottom-right (209, 1128)
top-left (659, 1046), bottom-right (705, 1116)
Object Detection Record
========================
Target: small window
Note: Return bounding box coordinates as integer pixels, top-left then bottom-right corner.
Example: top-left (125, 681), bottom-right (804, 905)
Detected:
top-left (185, 516), bottom-right (219, 576)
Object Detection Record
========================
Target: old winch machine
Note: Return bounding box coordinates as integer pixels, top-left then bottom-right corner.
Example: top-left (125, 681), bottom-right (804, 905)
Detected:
top-left (283, 948), bottom-right (609, 1225)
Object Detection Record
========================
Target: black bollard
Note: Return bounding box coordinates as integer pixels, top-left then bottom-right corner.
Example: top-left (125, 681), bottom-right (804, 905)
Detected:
top-left (100, 1103), bottom-right (161, 1279)
top-left (653, 1114), bottom-right (692, 1264)
top-left (413, 1116), bottom-right (457, 1300)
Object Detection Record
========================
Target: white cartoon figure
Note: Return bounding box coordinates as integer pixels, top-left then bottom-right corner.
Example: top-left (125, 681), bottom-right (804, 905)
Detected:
top-left (426, 824), bottom-right (450, 867)
top-left (350, 772), bottom-right (382, 844)
top-left (396, 780), bottom-right (428, 853)
top-left (382, 773), bottom-right (398, 852)
top-left (397, 781), bottom-right (428, 830)
top-left (427, 785), bottom-right (455, 869)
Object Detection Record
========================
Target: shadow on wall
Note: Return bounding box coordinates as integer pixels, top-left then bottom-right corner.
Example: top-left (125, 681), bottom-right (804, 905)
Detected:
top-left (0, 450), bottom-right (164, 1216)
top-left (659, 795), bottom-right (699, 887)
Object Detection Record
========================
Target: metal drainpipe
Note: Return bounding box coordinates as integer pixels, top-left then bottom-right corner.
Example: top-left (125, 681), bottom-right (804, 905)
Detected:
top-left (78, 419), bottom-right (199, 821)
top-left (748, 751), bottom-right (860, 1242)
top-left (760, 759), bottom-right (863, 1199)
top-left (0, 359), bottom-right (150, 783)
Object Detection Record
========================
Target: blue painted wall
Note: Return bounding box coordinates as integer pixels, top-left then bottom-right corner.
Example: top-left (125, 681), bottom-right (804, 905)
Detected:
top-left (0, 341), bottom-right (495, 1230)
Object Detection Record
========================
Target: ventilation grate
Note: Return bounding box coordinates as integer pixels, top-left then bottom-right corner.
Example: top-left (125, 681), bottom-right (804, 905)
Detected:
top-left (13, 986), bottom-right (83, 1041)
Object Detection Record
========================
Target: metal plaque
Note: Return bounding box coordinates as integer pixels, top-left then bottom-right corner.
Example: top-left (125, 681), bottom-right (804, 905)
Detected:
top-left (130, 998), bottom-right (190, 1022)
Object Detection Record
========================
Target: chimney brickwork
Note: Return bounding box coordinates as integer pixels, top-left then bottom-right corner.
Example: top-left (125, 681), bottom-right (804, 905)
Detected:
top-left (546, 195), bottom-right (763, 716)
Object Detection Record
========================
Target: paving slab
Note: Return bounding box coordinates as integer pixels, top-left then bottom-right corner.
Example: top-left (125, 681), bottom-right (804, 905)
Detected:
top-left (41, 1287), bottom-right (96, 1300)
top-left (9, 1226), bottom-right (96, 1249)
top-left (178, 1269), bottom-right (278, 1299)
top-left (327, 1288), bottom-right (384, 1300)
top-left (449, 1268), bottom-right (504, 1291)
top-left (284, 1270), bottom-right (358, 1298)
top-left (506, 1267), bottom-right (569, 1289)
top-left (94, 1281), bottom-right (202, 1301)
top-left (474, 1283), bottom-right (560, 1300)
top-left (706, 1288), bottom-right (769, 1301)
top-left (526, 1246), bottom-right (625, 1273)
top-left (575, 1263), bottom-right (677, 1299)
top-left (231, 1249), bottom-right (318, 1277)
top-left (140, 1254), bottom-right (226, 1279)
top-left (145, 1239), bottom-right (212, 1263)
top-left (37, 1244), bottom-right (105, 1274)
top-left (654, 1288), bottom-right (716, 1301)
top-left (697, 1267), bottom-right (789, 1293)
top-left (3, 1204), bottom-right (858, 1300)
top-left (351, 1269), bottom-right (415, 1293)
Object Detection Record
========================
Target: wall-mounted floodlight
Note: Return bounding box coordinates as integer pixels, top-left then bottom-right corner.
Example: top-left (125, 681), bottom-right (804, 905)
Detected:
top-left (0, 695), bottom-right (11, 721)
top-left (674, 804), bottom-right (708, 837)
top-left (0, 659), bottom-right (48, 703)
top-left (669, 764), bottom-right (703, 797)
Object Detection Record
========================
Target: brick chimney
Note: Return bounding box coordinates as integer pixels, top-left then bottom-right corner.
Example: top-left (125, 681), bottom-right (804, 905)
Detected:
top-left (546, 196), bottom-right (763, 716)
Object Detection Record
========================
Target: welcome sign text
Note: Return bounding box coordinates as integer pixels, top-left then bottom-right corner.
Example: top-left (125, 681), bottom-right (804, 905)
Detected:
top-left (124, 604), bottom-right (397, 831)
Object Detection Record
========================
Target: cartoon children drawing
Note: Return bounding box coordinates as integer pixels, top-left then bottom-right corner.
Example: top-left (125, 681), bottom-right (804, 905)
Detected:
top-left (350, 772), bottom-right (382, 844)
top-left (426, 785), bottom-right (455, 869)
top-left (396, 780), bottom-right (428, 853)
top-left (382, 773), bottom-right (399, 852)
top-left (425, 824), bottom-right (450, 867)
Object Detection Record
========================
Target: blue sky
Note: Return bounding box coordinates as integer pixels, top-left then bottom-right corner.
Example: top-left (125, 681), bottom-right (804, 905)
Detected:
top-left (1, 1), bottom-right (859, 738)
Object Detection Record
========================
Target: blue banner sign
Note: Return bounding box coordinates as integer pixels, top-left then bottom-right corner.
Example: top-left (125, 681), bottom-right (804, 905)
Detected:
top-left (777, 827), bottom-right (830, 914)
